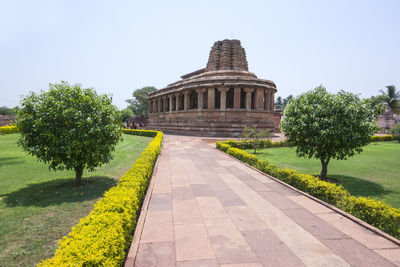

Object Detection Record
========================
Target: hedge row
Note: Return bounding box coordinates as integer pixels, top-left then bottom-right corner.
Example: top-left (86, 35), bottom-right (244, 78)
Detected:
top-left (39, 130), bottom-right (163, 266)
top-left (216, 141), bottom-right (400, 239)
top-left (123, 129), bottom-right (158, 137)
top-left (0, 125), bottom-right (19, 134)
top-left (370, 135), bottom-right (396, 142)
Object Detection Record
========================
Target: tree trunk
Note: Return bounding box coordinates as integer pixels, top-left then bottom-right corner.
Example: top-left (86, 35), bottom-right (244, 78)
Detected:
top-left (320, 158), bottom-right (329, 180)
top-left (75, 166), bottom-right (83, 187)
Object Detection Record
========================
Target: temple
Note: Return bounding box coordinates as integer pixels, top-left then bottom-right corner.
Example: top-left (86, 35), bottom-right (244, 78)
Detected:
top-left (147, 39), bottom-right (281, 137)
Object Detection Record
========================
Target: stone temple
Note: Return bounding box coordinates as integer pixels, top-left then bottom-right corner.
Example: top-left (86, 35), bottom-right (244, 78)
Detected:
top-left (147, 39), bottom-right (281, 137)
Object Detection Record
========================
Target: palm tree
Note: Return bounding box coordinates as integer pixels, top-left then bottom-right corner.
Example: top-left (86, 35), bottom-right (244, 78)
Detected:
top-left (380, 85), bottom-right (400, 114)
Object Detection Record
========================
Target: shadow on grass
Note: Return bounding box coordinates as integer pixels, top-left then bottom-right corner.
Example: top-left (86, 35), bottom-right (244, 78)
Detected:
top-left (0, 157), bottom-right (25, 168)
top-left (1, 176), bottom-right (116, 207)
top-left (331, 174), bottom-right (394, 198)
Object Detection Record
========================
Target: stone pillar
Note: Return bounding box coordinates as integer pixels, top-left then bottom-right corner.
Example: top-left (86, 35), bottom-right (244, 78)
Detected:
top-left (175, 93), bottom-right (181, 111)
top-left (207, 88), bottom-right (215, 109)
top-left (184, 91), bottom-right (190, 110)
top-left (270, 91), bottom-right (275, 111)
top-left (265, 90), bottom-right (271, 111)
top-left (169, 95), bottom-right (173, 112)
top-left (196, 88), bottom-right (205, 110)
top-left (148, 99), bottom-right (152, 114)
top-left (160, 96), bottom-right (165, 112)
top-left (157, 97), bottom-right (162, 113)
top-left (234, 87), bottom-right (241, 109)
top-left (244, 88), bottom-right (254, 110)
top-left (256, 88), bottom-right (264, 110)
top-left (218, 87), bottom-right (230, 110)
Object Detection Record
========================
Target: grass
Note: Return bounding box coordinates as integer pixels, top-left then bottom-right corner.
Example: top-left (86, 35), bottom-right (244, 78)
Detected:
top-left (0, 133), bottom-right (152, 267)
top-left (247, 141), bottom-right (400, 208)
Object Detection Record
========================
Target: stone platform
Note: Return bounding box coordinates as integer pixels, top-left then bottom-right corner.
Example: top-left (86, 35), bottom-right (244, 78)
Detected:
top-left (125, 135), bottom-right (400, 266)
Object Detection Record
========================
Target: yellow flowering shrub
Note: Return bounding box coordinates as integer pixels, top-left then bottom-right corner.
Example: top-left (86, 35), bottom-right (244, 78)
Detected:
top-left (0, 125), bottom-right (19, 134)
top-left (38, 130), bottom-right (163, 266)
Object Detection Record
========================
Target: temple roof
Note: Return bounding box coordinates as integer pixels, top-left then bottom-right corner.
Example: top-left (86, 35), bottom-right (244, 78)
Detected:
top-left (205, 39), bottom-right (248, 72)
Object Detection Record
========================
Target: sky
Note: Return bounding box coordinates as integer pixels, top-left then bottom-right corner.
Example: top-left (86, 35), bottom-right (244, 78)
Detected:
top-left (1, 0), bottom-right (399, 109)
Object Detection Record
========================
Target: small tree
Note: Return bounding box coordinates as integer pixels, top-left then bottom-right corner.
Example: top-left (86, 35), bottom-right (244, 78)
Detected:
top-left (281, 86), bottom-right (382, 180)
top-left (17, 81), bottom-right (123, 186)
top-left (240, 126), bottom-right (273, 153)
top-left (121, 107), bottom-right (134, 123)
top-left (126, 86), bottom-right (157, 116)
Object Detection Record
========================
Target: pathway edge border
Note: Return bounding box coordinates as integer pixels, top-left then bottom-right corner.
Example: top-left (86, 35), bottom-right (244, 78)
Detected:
top-left (212, 144), bottom-right (400, 246)
top-left (124, 143), bottom-right (163, 266)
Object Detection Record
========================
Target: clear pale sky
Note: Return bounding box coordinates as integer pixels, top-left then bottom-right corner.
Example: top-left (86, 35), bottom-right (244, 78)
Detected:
top-left (1, 0), bottom-right (399, 109)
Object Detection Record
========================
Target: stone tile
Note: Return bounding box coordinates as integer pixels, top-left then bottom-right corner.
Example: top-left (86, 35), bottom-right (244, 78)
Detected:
top-left (374, 248), bottom-right (400, 266)
top-left (282, 208), bottom-right (349, 240)
top-left (216, 160), bottom-right (234, 167)
top-left (196, 196), bottom-right (228, 219)
top-left (218, 173), bottom-right (257, 196)
top-left (173, 199), bottom-right (203, 224)
top-left (323, 238), bottom-right (396, 267)
top-left (207, 178), bottom-right (231, 191)
top-left (172, 174), bottom-right (191, 187)
top-left (141, 211), bottom-right (174, 243)
top-left (259, 191), bottom-right (302, 210)
top-left (220, 264), bottom-right (262, 267)
top-left (205, 218), bottom-right (258, 264)
top-left (173, 186), bottom-right (195, 200)
top-left (192, 184), bottom-right (215, 197)
top-left (152, 179), bottom-right (172, 194)
top-left (135, 241), bottom-right (175, 267)
top-left (148, 193), bottom-right (172, 211)
top-left (225, 206), bottom-right (268, 231)
top-left (226, 166), bottom-right (254, 180)
top-left (242, 229), bottom-right (305, 266)
top-left (287, 195), bottom-right (333, 214)
top-left (175, 223), bottom-right (215, 261)
top-left (189, 174), bottom-right (208, 185)
top-left (317, 213), bottom-right (399, 249)
top-left (266, 182), bottom-right (300, 195)
top-left (214, 189), bottom-right (246, 207)
top-left (242, 179), bottom-right (272, 192)
top-left (176, 259), bottom-right (219, 267)
top-left (240, 194), bottom-right (349, 266)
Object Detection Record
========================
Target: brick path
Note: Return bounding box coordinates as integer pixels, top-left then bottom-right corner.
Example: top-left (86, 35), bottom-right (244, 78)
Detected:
top-left (127, 135), bottom-right (400, 267)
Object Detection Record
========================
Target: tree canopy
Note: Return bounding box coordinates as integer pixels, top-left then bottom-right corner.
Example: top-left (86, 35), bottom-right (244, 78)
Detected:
top-left (379, 85), bottom-right (400, 114)
top-left (17, 81), bottom-right (123, 186)
top-left (281, 86), bottom-right (382, 180)
top-left (126, 86), bottom-right (157, 116)
top-left (120, 107), bottom-right (134, 123)
top-left (0, 106), bottom-right (17, 116)
top-left (275, 95), bottom-right (293, 111)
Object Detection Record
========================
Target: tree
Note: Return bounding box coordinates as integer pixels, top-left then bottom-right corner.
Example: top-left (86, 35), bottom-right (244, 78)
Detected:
top-left (0, 106), bottom-right (17, 116)
top-left (126, 86), bottom-right (157, 116)
top-left (240, 126), bottom-right (273, 154)
top-left (379, 85), bottom-right (400, 114)
top-left (275, 95), bottom-right (293, 111)
top-left (121, 107), bottom-right (134, 123)
top-left (17, 81), bottom-right (123, 186)
top-left (281, 86), bottom-right (382, 180)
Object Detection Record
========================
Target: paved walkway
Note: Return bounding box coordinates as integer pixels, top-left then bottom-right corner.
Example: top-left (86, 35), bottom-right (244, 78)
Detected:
top-left (128, 135), bottom-right (400, 267)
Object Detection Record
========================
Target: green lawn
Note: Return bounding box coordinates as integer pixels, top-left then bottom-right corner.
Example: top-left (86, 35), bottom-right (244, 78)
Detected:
top-left (247, 141), bottom-right (400, 208)
top-left (0, 133), bottom-right (152, 266)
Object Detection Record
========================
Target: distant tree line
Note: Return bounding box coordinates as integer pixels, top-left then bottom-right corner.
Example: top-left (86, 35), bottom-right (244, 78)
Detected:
top-left (0, 106), bottom-right (17, 116)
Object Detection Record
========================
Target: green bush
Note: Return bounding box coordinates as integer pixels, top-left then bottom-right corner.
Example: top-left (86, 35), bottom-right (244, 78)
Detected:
top-left (371, 135), bottom-right (394, 142)
top-left (123, 129), bottom-right (158, 137)
top-left (0, 125), bottom-right (19, 134)
top-left (217, 142), bottom-right (400, 239)
top-left (223, 139), bottom-right (273, 149)
top-left (38, 130), bottom-right (163, 266)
